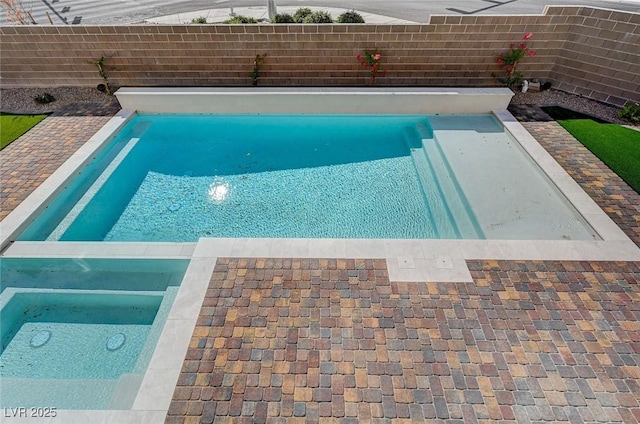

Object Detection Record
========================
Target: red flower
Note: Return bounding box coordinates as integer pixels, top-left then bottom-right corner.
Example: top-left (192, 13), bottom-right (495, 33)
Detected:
top-left (495, 33), bottom-right (534, 87)
top-left (358, 49), bottom-right (386, 85)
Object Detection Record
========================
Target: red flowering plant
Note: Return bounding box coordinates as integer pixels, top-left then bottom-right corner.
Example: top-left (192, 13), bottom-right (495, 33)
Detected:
top-left (357, 49), bottom-right (387, 85)
top-left (495, 33), bottom-right (536, 88)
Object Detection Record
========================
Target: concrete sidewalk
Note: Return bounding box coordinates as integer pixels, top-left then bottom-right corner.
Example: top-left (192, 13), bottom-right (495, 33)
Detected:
top-left (145, 6), bottom-right (417, 25)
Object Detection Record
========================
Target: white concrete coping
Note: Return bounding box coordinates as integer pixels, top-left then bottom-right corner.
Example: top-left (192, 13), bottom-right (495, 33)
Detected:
top-left (115, 87), bottom-right (515, 115)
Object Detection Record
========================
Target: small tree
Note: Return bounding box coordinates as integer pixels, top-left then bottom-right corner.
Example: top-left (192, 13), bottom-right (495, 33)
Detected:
top-left (357, 49), bottom-right (386, 85)
top-left (88, 56), bottom-right (113, 95)
top-left (250, 54), bottom-right (267, 86)
top-left (495, 33), bottom-right (536, 89)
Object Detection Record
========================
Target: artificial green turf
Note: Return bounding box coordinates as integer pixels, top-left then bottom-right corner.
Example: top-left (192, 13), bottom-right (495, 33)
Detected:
top-left (0, 113), bottom-right (48, 149)
top-left (557, 119), bottom-right (640, 193)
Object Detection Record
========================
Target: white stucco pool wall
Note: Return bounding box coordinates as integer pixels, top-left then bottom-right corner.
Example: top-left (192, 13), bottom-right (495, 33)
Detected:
top-left (114, 87), bottom-right (515, 114)
top-left (1, 88), bottom-right (640, 424)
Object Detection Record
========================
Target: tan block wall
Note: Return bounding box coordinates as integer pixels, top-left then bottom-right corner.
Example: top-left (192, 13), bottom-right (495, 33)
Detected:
top-left (548, 6), bottom-right (640, 106)
top-left (0, 6), bottom-right (638, 106)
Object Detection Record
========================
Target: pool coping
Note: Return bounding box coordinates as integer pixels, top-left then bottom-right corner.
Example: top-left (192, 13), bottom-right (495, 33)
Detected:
top-left (2, 106), bottom-right (638, 271)
top-left (1, 89), bottom-right (640, 423)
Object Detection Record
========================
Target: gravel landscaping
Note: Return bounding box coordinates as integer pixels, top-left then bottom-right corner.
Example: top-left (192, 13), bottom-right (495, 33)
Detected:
top-left (510, 89), bottom-right (631, 125)
top-left (0, 87), bottom-right (120, 115)
top-left (0, 86), bottom-right (634, 126)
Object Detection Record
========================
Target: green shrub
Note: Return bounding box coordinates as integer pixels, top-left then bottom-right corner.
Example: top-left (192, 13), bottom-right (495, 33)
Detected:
top-left (293, 8), bottom-right (313, 23)
top-left (618, 101), bottom-right (640, 124)
top-left (337, 10), bottom-right (365, 23)
top-left (191, 16), bottom-right (207, 24)
top-left (223, 15), bottom-right (257, 24)
top-left (273, 13), bottom-right (294, 23)
top-left (33, 93), bottom-right (55, 104)
top-left (250, 54), bottom-right (267, 86)
top-left (303, 10), bottom-right (333, 23)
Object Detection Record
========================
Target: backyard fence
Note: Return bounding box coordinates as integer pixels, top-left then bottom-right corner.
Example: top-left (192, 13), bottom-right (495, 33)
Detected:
top-left (0, 6), bottom-right (638, 106)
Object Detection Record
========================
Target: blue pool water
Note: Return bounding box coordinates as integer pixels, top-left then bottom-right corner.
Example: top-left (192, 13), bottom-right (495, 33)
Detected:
top-left (19, 114), bottom-right (598, 242)
top-left (0, 258), bottom-right (188, 409)
top-left (1, 292), bottom-right (160, 379)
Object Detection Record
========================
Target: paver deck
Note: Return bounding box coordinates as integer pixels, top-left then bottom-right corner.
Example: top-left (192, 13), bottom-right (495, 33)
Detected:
top-left (1, 102), bottom-right (639, 423)
top-left (167, 258), bottom-right (640, 424)
top-left (0, 102), bottom-right (118, 220)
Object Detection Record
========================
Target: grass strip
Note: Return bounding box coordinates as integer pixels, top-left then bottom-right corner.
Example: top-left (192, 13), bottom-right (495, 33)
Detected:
top-left (1, 113), bottom-right (48, 149)
top-left (557, 119), bottom-right (640, 193)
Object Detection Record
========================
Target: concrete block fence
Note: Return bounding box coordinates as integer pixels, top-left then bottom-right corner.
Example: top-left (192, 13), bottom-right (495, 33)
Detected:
top-left (1, 6), bottom-right (638, 106)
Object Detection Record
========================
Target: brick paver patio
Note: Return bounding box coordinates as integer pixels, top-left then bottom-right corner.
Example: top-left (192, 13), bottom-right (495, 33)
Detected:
top-left (1, 101), bottom-right (639, 423)
top-left (0, 102), bottom-right (119, 220)
top-left (167, 258), bottom-right (640, 424)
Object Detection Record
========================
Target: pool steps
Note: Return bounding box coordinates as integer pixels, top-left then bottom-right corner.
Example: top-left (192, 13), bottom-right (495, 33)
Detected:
top-left (435, 121), bottom-right (598, 241)
top-left (407, 123), bottom-right (483, 239)
top-left (111, 285), bottom-right (180, 409)
top-left (408, 134), bottom-right (458, 238)
top-left (133, 286), bottom-right (179, 374)
top-left (110, 373), bottom-right (145, 409)
top-left (0, 377), bottom-right (120, 409)
top-left (421, 131), bottom-right (484, 239)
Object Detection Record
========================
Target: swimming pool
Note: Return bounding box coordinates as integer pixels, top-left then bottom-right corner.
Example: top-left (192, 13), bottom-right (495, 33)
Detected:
top-left (17, 113), bottom-right (597, 242)
top-left (0, 258), bottom-right (188, 409)
top-left (1, 88), bottom-right (639, 423)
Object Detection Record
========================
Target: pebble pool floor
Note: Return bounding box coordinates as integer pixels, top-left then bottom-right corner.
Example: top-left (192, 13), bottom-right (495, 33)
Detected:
top-left (1, 103), bottom-right (639, 423)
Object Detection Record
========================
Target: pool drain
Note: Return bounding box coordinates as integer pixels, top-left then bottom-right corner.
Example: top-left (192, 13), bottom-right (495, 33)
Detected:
top-left (106, 332), bottom-right (126, 351)
top-left (30, 330), bottom-right (52, 348)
